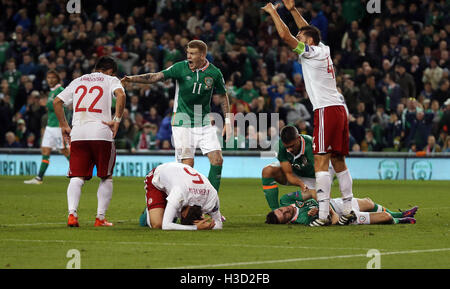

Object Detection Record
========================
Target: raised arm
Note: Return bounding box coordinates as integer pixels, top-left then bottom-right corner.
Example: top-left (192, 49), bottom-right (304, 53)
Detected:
top-left (282, 0), bottom-right (309, 29)
top-left (121, 72), bottom-right (165, 84)
top-left (262, 3), bottom-right (299, 50)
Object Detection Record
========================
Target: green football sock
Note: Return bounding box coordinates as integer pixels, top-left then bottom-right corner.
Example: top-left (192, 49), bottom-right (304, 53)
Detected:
top-left (392, 218), bottom-right (400, 224)
top-left (262, 177), bottom-right (279, 210)
top-left (208, 164), bottom-right (222, 192)
top-left (372, 203), bottom-right (403, 218)
top-left (38, 155), bottom-right (50, 179)
top-left (66, 154), bottom-right (70, 161)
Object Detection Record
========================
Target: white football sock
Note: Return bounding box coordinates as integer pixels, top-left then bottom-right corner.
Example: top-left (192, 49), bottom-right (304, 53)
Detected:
top-left (96, 178), bottom-right (113, 220)
top-left (336, 169), bottom-right (353, 215)
top-left (67, 177), bottom-right (84, 217)
top-left (316, 171), bottom-right (331, 220)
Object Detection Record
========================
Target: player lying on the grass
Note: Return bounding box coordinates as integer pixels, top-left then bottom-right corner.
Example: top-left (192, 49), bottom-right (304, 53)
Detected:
top-left (265, 190), bottom-right (418, 226)
top-left (262, 126), bottom-right (340, 211)
top-left (140, 162), bottom-right (223, 230)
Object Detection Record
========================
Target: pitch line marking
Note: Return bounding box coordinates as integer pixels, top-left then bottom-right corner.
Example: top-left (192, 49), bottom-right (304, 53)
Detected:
top-left (0, 238), bottom-right (374, 251)
top-left (166, 248), bottom-right (450, 269)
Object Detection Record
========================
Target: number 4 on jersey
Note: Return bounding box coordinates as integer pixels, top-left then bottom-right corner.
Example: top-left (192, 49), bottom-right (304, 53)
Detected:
top-left (327, 57), bottom-right (335, 79)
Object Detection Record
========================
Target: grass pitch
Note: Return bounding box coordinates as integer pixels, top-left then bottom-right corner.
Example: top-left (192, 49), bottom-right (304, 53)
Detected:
top-left (0, 176), bottom-right (449, 269)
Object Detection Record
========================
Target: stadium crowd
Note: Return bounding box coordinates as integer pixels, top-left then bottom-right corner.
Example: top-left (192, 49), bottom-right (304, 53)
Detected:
top-left (0, 0), bottom-right (449, 153)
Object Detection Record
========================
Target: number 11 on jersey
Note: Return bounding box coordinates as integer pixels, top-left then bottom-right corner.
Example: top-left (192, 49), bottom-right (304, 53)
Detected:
top-left (192, 82), bottom-right (202, 94)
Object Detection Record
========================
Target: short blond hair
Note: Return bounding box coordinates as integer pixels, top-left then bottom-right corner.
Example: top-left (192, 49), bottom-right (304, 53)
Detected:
top-left (187, 40), bottom-right (207, 55)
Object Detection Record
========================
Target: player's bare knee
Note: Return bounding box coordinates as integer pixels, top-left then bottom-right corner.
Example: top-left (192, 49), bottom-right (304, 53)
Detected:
top-left (262, 166), bottom-right (275, 178)
top-left (365, 197), bottom-right (375, 209)
top-left (211, 155), bottom-right (223, 166)
top-left (151, 222), bottom-right (162, 229)
top-left (382, 212), bottom-right (393, 223)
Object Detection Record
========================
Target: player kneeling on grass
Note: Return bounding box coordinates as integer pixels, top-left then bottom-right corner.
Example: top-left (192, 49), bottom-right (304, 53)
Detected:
top-left (265, 190), bottom-right (418, 226)
top-left (139, 162), bottom-right (223, 230)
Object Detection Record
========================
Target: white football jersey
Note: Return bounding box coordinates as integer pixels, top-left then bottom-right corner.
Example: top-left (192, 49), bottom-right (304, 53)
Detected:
top-left (56, 72), bottom-right (124, 141)
top-left (297, 42), bottom-right (346, 111)
top-left (152, 162), bottom-right (220, 214)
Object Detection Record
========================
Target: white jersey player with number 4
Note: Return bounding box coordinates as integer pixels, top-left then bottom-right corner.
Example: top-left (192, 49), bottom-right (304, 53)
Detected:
top-left (296, 42), bottom-right (346, 110)
top-left (263, 0), bottom-right (354, 227)
top-left (144, 162), bottom-right (223, 230)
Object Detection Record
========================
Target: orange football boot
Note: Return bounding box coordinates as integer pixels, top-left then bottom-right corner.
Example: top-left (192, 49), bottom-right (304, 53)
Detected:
top-left (94, 218), bottom-right (113, 227)
top-left (67, 214), bottom-right (79, 227)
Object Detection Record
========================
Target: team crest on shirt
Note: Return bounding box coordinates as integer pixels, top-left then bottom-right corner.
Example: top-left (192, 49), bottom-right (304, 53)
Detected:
top-left (204, 77), bottom-right (213, 89)
top-left (186, 76), bottom-right (192, 81)
top-left (292, 155), bottom-right (308, 170)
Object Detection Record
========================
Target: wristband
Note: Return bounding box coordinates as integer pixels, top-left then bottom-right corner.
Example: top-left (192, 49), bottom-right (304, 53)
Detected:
top-left (113, 116), bottom-right (122, 123)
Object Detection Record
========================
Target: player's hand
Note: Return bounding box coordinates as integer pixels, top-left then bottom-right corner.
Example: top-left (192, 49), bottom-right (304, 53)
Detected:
top-left (102, 120), bottom-right (120, 138)
top-left (222, 122), bottom-right (232, 143)
top-left (261, 3), bottom-right (279, 14)
top-left (121, 75), bottom-right (132, 84)
top-left (299, 182), bottom-right (308, 192)
top-left (61, 125), bottom-right (71, 144)
top-left (282, 0), bottom-right (295, 11)
top-left (307, 208), bottom-right (318, 217)
top-left (194, 218), bottom-right (216, 230)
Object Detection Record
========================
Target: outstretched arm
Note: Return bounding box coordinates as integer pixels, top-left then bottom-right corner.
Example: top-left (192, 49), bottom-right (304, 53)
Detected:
top-left (282, 0), bottom-right (309, 29)
top-left (121, 72), bottom-right (165, 84)
top-left (262, 3), bottom-right (299, 50)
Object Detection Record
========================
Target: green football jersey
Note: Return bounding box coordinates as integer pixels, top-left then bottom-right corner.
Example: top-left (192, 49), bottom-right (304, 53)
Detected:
top-left (276, 134), bottom-right (315, 178)
top-left (162, 60), bottom-right (227, 127)
top-left (280, 191), bottom-right (318, 225)
top-left (46, 85), bottom-right (65, 127)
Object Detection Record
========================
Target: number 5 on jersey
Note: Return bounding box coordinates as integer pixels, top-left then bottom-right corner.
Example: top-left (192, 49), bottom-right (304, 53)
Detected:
top-left (75, 85), bottom-right (104, 113)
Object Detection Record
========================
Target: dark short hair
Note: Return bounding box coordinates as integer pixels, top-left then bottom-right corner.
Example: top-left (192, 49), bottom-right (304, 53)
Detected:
top-left (280, 125), bottom-right (299, 144)
top-left (180, 205), bottom-right (203, 225)
top-left (265, 211), bottom-right (280, 224)
top-left (298, 25), bottom-right (321, 46)
top-left (94, 56), bottom-right (118, 74)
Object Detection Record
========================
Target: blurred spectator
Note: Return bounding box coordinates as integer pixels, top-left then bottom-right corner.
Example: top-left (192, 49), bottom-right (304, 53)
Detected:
top-left (349, 114), bottom-right (366, 145)
top-left (395, 63), bottom-right (416, 99)
top-left (422, 59), bottom-right (443, 90)
top-left (236, 80), bottom-right (259, 105)
top-left (382, 72), bottom-right (402, 113)
top-left (406, 108), bottom-right (434, 150)
top-left (156, 112), bottom-right (173, 146)
top-left (424, 135), bottom-right (441, 153)
top-left (132, 122), bottom-right (158, 152)
top-left (284, 94), bottom-right (311, 126)
top-left (443, 136), bottom-right (450, 152)
top-left (5, 131), bottom-right (21, 148)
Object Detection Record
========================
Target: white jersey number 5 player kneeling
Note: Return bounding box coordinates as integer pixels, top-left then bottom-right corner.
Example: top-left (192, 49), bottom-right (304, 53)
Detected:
top-left (140, 162), bottom-right (223, 230)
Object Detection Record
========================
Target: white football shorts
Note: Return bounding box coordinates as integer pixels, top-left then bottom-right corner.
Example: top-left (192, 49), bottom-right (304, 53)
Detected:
top-left (172, 125), bottom-right (222, 162)
top-left (41, 126), bottom-right (65, 150)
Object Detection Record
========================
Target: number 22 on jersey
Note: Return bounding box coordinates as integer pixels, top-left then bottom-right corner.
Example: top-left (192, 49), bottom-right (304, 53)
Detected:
top-left (75, 85), bottom-right (103, 113)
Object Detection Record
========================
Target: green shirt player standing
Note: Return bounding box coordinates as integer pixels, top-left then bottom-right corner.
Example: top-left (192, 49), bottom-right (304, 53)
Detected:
top-left (262, 125), bottom-right (326, 210)
top-left (122, 40), bottom-right (232, 192)
top-left (24, 70), bottom-right (71, 184)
